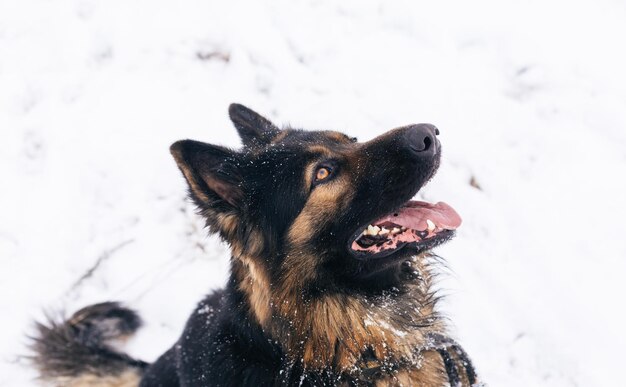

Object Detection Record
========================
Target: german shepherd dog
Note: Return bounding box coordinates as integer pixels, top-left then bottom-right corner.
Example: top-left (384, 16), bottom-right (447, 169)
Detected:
top-left (31, 104), bottom-right (477, 386)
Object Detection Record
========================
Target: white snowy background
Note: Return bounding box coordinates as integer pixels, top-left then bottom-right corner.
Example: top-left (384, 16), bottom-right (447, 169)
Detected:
top-left (1, 0), bottom-right (625, 385)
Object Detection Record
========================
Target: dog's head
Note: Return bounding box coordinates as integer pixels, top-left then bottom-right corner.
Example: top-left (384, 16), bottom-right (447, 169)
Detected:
top-left (171, 104), bottom-right (461, 297)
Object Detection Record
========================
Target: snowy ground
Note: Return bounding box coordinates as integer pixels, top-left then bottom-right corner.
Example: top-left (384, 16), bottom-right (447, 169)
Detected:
top-left (1, 0), bottom-right (625, 385)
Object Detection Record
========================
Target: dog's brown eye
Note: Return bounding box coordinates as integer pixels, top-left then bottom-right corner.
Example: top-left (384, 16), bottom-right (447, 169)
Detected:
top-left (315, 167), bottom-right (331, 181)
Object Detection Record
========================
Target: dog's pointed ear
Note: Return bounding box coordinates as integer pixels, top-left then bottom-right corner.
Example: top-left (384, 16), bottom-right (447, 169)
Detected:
top-left (229, 103), bottom-right (280, 147)
top-left (170, 140), bottom-right (242, 208)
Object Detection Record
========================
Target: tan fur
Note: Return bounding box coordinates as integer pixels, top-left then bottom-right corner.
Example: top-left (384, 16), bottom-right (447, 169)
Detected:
top-left (173, 161), bottom-right (210, 203)
top-left (374, 351), bottom-right (448, 387)
top-left (235, 255), bottom-right (273, 325)
top-left (229, 225), bottom-right (272, 326)
top-left (270, 129), bottom-right (291, 144)
top-left (288, 173), bottom-right (354, 246)
top-left (286, 282), bottom-right (444, 373)
top-left (323, 131), bottom-right (353, 144)
top-left (48, 370), bottom-right (141, 387)
top-left (306, 145), bottom-right (333, 157)
top-left (267, 254), bottom-right (448, 383)
top-left (216, 213), bottom-right (239, 240)
top-left (283, 173), bottom-right (355, 289)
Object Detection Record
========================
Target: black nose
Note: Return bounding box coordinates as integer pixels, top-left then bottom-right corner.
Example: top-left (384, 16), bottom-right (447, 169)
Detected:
top-left (406, 124), bottom-right (439, 155)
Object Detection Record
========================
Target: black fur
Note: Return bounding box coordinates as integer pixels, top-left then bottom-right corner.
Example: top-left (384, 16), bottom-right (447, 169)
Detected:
top-left (31, 104), bottom-right (477, 386)
top-left (30, 302), bottom-right (148, 380)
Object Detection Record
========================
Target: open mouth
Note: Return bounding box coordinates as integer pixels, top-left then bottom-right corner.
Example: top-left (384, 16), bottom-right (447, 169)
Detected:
top-left (349, 201), bottom-right (462, 259)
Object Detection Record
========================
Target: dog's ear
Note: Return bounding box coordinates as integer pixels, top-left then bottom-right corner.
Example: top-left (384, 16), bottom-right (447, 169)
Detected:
top-left (229, 103), bottom-right (280, 148)
top-left (170, 140), bottom-right (242, 209)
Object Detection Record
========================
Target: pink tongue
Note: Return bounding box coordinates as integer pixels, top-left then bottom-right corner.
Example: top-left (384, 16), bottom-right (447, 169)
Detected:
top-left (374, 201), bottom-right (462, 231)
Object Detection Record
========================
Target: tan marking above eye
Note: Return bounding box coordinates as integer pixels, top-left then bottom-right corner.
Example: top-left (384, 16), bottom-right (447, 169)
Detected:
top-left (324, 131), bottom-right (355, 144)
top-left (315, 167), bottom-right (331, 181)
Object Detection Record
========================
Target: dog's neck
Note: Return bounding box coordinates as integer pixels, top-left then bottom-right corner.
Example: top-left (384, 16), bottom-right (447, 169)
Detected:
top-left (232, 253), bottom-right (447, 376)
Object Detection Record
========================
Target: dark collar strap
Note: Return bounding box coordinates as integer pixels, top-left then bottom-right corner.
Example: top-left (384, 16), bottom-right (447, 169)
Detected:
top-left (426, 333), bottom-right (477, 386)
top-left (355, 333), bottom-right (478, 385)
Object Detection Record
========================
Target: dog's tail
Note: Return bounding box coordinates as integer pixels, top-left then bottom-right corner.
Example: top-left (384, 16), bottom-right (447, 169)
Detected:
top-left (30, 302), bottom-right (149, 387)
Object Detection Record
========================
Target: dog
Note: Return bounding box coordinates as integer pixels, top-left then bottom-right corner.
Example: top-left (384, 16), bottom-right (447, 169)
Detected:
top-left (31, 104), bottom-right (477, 386)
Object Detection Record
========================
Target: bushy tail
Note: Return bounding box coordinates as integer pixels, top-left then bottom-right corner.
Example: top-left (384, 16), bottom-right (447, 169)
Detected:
top-left (30, 302), bottom-right (148, 387)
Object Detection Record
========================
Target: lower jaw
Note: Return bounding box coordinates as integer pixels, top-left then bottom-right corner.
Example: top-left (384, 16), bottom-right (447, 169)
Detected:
top-left (348, 229), bottom-right (455, 261)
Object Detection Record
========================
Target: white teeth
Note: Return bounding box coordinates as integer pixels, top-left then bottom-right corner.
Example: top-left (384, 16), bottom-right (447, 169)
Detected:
top-left (379, 227), bottom-right (390, 236)
top-left (426, 219), bottom-right (436, 232)
top-left (366, 225), bottom-right (381, 236)
top-left (391, 227), bottom-right (401, 235)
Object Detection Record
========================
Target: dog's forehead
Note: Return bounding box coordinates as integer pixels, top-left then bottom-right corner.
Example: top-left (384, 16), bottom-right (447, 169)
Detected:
top-left (241, 129), bottom-right (357, 171)
top-left (273, 129), bottom-right (354, 148)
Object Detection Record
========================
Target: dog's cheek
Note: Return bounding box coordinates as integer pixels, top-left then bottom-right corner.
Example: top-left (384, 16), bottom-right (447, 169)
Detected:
top-left (288, 175), bottom-right (353, 247)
